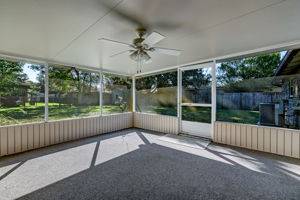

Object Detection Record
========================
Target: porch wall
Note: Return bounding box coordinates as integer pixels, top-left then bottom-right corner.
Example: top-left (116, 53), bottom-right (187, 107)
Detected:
top-left (133, 112), bottom-right (178, 135)
top-left (0, 113), bottom-right (133, 157)
top-left (1, 113), bottom-right (300, 159)
top-left (214, 121), bottom-right (300, 159)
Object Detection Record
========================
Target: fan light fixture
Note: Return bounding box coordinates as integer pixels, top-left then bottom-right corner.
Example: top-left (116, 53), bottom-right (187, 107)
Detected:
top-left (130, 50), bottom-right (151, 62)
top-left (98, 28), bottom-right (182, 73)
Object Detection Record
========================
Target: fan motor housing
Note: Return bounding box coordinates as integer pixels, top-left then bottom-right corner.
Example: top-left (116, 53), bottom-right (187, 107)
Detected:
top-left (133, 38), bottom-right (145, 46)
top-left (135, 28), bottom-right (147, 38)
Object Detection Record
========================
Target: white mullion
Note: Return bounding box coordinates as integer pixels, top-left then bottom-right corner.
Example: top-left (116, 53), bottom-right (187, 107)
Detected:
top-left (132, 76), bottom-right (136, 112)
top-left (44, 63), bottom-right (49, 122)
top-left (211, 60), bottom-right (217, 139)
top-left (181, 103), bottom-right (212, 107)
top-left (99, 71), bottom-right (103, 115)
top-left (177, 68), bottom-right (182, 134)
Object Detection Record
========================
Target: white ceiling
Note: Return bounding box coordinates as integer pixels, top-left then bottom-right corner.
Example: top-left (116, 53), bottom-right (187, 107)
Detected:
top-left (0, 0), bottom-right (300, 75)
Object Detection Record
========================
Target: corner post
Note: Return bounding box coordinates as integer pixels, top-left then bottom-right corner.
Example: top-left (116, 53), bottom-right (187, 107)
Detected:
top-left (99, 71), bottom-right (103, 115)
top-left (132, 76), bottom-right (136, 112)
top-left (44, 63), bottom-right (49, 122)
top-left (211, 60), bottom-right (217, 140)
top-left (177, 68), bottom-right (182, 134)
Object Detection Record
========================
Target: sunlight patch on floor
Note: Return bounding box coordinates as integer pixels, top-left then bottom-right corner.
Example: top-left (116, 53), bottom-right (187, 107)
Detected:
top-left (221, 153), bottom-right (270, 174)
top-left (0, 142), bottom-right (96, 200)
top-left (0, 162), bottom-right (21, 177)
top-left (94, 132), bottom-right (145, 166)
top-left (275, 161), bottom-right (300, 180)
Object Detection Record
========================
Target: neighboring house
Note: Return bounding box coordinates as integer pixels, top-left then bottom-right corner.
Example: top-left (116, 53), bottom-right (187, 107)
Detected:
top-left (273, 49), bottom-right (300, 128)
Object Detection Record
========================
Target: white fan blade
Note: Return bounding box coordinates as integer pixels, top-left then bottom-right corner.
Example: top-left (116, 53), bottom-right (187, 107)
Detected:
top-left (145, 59), bottom-right (152, 64)
top-left (98, 38), bottom-right (132, 47)
top-left (143, 32), bottom-right (165, 47)
top-left (154, 47), bottom-right (182, 56)
top-left (110, 50), bottom-right (133, 58)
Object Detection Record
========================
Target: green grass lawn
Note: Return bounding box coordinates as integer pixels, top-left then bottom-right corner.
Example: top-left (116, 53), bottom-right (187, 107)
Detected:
top-left (216, 109), bottom-right (259, 124)
top-left (0, 103), bottom-right (259, 126)
top-left (0, 103), bottom-right (127, 126)
top-left (138, 106), bottom-right (259, 125)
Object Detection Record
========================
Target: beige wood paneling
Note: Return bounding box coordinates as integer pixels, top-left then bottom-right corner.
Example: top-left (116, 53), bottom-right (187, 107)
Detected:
top-left (0, 113), bottom-right (133, 157)
top-left (277, 130), bottom-right (284, 155)
top-left (240, 125), bottom-right (246, 148)
top-left (0, 127), bottom-right (8, 156)
top-left (292, 131), bottom-right (300, 158)
top-left (133, 113), bottom-right (178, 134)
top-left (257, 127), bottom-right (264, 151)
top-left (21, 126), bottom-right (28, 151)
top-left (28, 125), bottom-right (34, 150)
top-left (264, 128), bottom-right (271, 152)
top-left (45, 123), bottom-right (50, 146)
top-left (270, 129), bottom-right (277, 154)
top-left (284, 131), bottom-right (292, 157)
top-left (2, 115), bottom-right (298, 159)
top-left (214, 122), bottom-right (300, 159)
top-left (7, 127), bottom-right (15, 154)
top-left (15, 126), bottom-right (22, 153)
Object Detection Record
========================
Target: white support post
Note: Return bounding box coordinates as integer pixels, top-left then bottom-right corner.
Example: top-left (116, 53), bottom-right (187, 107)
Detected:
top-left (177, 68), bottom-right (182, 134)
top-left (44, 63), bottom-right (49, 122)
top-left (99, 71), bottom-right (103, 115)
top-left (211, 60), bottom-right (217, 139)
top-left (132, 76), bottom-right (136, 112)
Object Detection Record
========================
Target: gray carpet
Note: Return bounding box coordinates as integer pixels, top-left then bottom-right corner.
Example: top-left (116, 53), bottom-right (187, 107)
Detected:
top-left (0, 129), bottom-right (299, 200)
top-left (159, 134), bottom-right (210, 149)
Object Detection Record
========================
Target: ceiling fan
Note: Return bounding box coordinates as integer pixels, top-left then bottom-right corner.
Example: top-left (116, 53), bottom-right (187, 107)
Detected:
top-left (98, 28), bottom-right (182, 72)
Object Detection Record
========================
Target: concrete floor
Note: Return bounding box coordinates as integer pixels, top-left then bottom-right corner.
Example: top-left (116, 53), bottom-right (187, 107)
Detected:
top-left (0, 128), bottom-right (299, 200)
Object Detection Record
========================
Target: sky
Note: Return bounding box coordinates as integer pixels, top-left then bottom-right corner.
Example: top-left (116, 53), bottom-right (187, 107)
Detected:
top-left (22, 64), bottom-right (39, 83)
top-left (280, 51), bottom-right (287, 60)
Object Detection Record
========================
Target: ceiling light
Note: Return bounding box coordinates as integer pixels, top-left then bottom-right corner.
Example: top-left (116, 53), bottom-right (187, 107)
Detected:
top-left (129, 50), bottom-right (151, 63)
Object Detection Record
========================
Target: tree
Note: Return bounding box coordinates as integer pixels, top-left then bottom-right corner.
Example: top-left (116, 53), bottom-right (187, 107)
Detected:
top-left (218, 53), bottom-right (281, 84)
top-left (136, 71), bottom-right (177, 91)
top-left (217, 53), bottom-right (281, 92)
top-left (36, 65), bottom-right (100, 96)
top-left (103, 74), bottom-right (131, 90)
top-left (0, 60), bottom-right (29, 107)
top-left (0, 59), bottom-right (28, 96)
top-left (46, 65), bottom-right (100, 106)
top-left (182, 68), bottom-right (211, 90)
top-left (28, 65), bottom-right (45, 93)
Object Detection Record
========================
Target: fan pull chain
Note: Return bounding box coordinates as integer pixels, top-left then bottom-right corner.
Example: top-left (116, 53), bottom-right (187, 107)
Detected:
top-left (136, 55), bottom-right (142, 73)
top-left (139, 61), bottom-right (142, 73)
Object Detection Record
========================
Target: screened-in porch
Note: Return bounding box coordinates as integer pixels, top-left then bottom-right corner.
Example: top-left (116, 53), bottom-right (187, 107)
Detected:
top-left (1, 0), bottom-right (300, 199)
